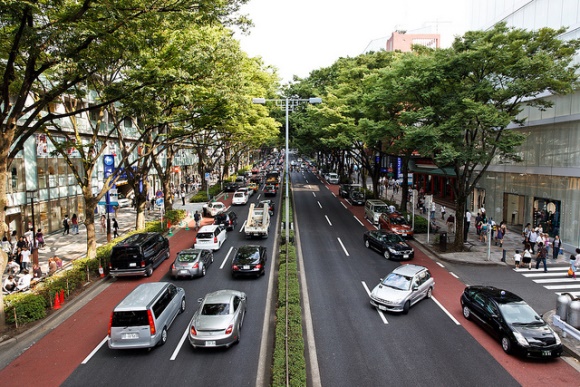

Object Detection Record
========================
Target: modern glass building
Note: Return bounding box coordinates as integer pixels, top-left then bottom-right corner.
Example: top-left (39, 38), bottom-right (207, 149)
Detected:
top-left (468, 0), bottom-right (580, 250)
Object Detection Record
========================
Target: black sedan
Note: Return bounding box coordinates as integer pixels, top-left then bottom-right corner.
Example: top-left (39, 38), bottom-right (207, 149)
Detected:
top-left (363, 230), bottom-right (414, 260)
top-left (224, 182), bottom-right (240, 192)
top-left (460, 286), bottom-right (562, 359)
top-left (231, 245), bottom-right (267, 278)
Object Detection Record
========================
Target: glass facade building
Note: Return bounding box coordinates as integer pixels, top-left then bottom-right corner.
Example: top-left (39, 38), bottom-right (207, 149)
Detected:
top-left (468, 0), bottom-right (580, 249)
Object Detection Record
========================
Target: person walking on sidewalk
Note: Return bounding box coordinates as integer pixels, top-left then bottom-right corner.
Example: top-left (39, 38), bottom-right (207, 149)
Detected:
top-left (181, 191), bottom-right (186, 206)
top-left (464, 211), bottom-right (471, 241)
top-left (535, 242), bottom-right (548, 272)
top-left (441, 205), bottom-right (446, 220)
top-left (529, 228), bottom-right (538, 253)
top-left (552, 235), bottom-right (562, 260)
top-left (62, 215), bottom-right (70, 235)
top-left (194, 211), bottom-right (201, 230)
top-left (112, 218), bottom-right (119, 238)
top-left (71, 214), bottom-right (79, 234)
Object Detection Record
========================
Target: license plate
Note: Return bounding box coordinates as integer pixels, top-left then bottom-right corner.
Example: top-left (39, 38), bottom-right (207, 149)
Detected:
top-left (205, 341), bottom-right (216, 347)
top-left (377, 305), bottom-right (387, 311)
top-left (129, 263), bottom-right (136, 267)
top-left (122, 333), bottom-right (139, 339)
top-left (243, 265), bottom-right (250, 270)
top-left (542, 350), bottom-right (551, 356)
top-left (402, 233), bottom-right (407, 236)
top-left (403, 254), bottom-right (409, 259)
top-left (180, 270), bottom-right (189, 274)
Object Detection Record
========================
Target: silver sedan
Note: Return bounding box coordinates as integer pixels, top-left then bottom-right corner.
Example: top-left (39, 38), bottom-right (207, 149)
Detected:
top-left (189, 289), bottom-right (247, 348)
top-left (171, 249), bottom-right (213, 279)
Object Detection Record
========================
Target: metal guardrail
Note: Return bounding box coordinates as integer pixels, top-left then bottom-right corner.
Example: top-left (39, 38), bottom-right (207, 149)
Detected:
top-left (553, 314), bottom-right (580, 341)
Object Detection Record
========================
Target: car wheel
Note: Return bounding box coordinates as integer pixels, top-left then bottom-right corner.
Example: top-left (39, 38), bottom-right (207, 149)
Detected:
top-left (501, 336), bottom-right (512, 354)
top-left (180, 297), bottom-right (186, 313)
top-left (383, 250), bottom-right (391, 260)
top-left (426, 287), bottom-right (433, 299)
top-left (210, 255), bottom-right (214, 263)
top-left (462, 305), bottom-right (471, 320)
top-left (201, 266), bottom-right (206, 277)
top-left (145, 267), bottom-right (153, 277)
top-left (403, 300), bottom-right (410, 314)
top-left (365, 240), bottom-right (370, 248)
top-left (158, 327), bottom-right (168, 346)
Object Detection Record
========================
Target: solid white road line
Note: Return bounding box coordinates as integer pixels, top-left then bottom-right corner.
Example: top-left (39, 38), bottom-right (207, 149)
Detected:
top-left (81, 337), bottom-right (108, 364)
top-left (354, 216), bottom-right (364, 227)
top-left (325, 215), bottom-right (332, 226)
top-left (361, 281), bottom-right (388, 324)
top-left (220, 246), bottom-right (234, 269)
top-left (318, 201), bottom-right (322, 208)
top-left (312, 192), bottom-right (316, 197)
top-left (450, 272), bottom-right (459, 279)
top-left (170, 328), bottom-right (190, 360)
top-left (436, 262), bottom-right (445, 268)
top-left (337, 238), bottom-right (349, 257)
top-left (341, 202), bottom-right (347, 209)
top-left (432, 296), bottom-right (461, 325)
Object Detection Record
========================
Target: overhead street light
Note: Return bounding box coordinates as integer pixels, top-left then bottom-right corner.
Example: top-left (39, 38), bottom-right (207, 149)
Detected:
top-left (252, 96), bottom-right (322, 245)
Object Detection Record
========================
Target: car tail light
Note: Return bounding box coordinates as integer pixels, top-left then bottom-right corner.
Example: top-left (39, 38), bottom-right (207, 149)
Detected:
top-left (140, 260), bottom-right (146, 268)
top-left (147, 310), bottom-right (155, 335)
top-left (192, 262), bottom-right (199, 269)
top-left (213, 236), bottom-right (217, 243)
top-left (232, 265), bottom-right (239, 271)
top-left (255, 264), bottom-right (262, 269)
top-left (108, 313), bottom-right (113, 336)
top-left (190, 325), bottom-right (197, 336)
top-left (193, 237), bottom-right (197, 244)
top-left (225, 324), bottom-right (233, 335)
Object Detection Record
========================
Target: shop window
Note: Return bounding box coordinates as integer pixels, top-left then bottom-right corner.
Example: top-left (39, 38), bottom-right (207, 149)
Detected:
top-left (533, 198), bottom-right (561, 237)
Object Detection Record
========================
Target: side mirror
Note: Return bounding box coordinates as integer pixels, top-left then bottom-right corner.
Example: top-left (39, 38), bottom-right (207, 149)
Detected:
top-left (412, 286), bottom-right (419, 291)
top-left (197, 298), bottom-right (204, 303)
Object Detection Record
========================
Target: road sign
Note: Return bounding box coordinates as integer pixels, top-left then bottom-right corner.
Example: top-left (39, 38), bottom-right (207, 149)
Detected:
top-left (205, 172), bottom-right (210, 181)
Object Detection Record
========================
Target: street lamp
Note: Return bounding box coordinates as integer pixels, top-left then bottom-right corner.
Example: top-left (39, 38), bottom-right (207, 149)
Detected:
top-left (252, 97), bottom-right (322, 244)
top-left (26, 190), bottom-right (39, 266)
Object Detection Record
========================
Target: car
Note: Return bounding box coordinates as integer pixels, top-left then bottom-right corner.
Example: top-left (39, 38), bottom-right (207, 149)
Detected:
top-left (237, 187), bottom-right (253, 197)
top-left (194, 225), bottom-right (227, 251)
top-left (338, 184), bottom-right (352, 198)
top-left (248, 182), bottom-right (259, 192)
top-left (188, 289), bottom-right (247, 349)
top-left (460, 286), bottom-right (563, 358)
top-left (171, 248), bottom-right (214, 279)
top-left (369, 264), bottom-right (434, 314)
top-left (202, 201), bottom-right (226, 217)
top-left (378, 213), bottom-right (414, 239)
top-left (232, 191), bottom-right (249, 205)
top-left (363, 229), bottom-right (414, 260)
top-left (213, 211), bottom-right (238, 231)
top-left (348, 188), bottom-right (365, 205)
top-left (364, 199), bottom-right (390, 225)
top-left (326, 173), bottom-right (339, 184)
top-left (259, 199), bottom-right (274, 216)
top-left (116, 193), bottom-right (133, 208)
top-left (231, 245), bottom-right (267, 278)
top-left (224, 182), bottom-right (240, 192)
top-left (263, 184), bottom-right (277, 196)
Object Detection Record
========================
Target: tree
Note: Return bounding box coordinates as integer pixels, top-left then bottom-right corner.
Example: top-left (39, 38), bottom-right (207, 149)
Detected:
top-left (395, 23), bottom-right (580, 250)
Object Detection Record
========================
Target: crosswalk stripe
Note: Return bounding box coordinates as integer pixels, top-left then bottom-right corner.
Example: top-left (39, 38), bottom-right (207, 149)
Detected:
top-left (514, 267), bottom-right (569, 273)
top-left (545, 284), bottom-right (580, 289)
top-left (522, 272), bottom-right (570, 278)
top-left (533, 278), bottom-right (577, 284)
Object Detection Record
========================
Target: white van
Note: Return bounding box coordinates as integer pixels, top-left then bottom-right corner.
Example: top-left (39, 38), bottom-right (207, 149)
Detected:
top-left (364, 199), bottom-right (389, 225)
top-left (327, 173), bottom-right (339, 184)
top-left (108, 282), bottom-right (186, 349)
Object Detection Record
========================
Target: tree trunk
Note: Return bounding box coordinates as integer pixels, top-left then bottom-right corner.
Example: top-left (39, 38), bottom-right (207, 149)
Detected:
top-left (81, 185), bottom-right (98, 259)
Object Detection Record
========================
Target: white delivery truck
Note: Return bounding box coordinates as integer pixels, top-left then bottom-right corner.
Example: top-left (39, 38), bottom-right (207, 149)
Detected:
top-left (244, 203), bottom-right (270, 238)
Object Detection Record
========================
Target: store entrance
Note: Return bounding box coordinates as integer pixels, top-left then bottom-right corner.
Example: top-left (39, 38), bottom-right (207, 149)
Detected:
top-left (503, 193), bottom-right (525, 227)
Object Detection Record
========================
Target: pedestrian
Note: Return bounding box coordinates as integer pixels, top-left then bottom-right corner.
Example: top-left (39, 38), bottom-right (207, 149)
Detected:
top-left (523, 243), bottom-right (533, 270)
top-left (446, 214), bottom-right (455, 233)
top-left (495, 225), bottom-right (504, 247)
top-left (535, 242), bottom-right (548, 272)
top-left (100, 215), bottom-right (106, 233)
top-left (48, 257), bottom-right (57, 276)
top-left (552, 235), bottom-right (562, 260)
top-left (181, 191), bottom-right (186, 206)
top-left (112, 218), bottom-right (119, 238)
top-left (430, 201), bottom-right (436, 220)
top-left (489, 218), bottom-right (496, 241)
top-left (32, 263), bottom-right (43, 279)
top-left (194, 211), bottom-right (201, 230)
top-left (522, 223), bottom-right (532, 244)
top-left (63, 215), bottom-right (70, 235)
top-left (513, 250), bottom-right (522, 269)
top-left (529, 228), bottom-right (538, 253)
top-left (36, 228), bottom-right (45, 248)
top-left (441, 205), bottom-right (446, 220)
top-left (569, 254), bottom-right (578, 279)
top-left (20, 246), bottom-right (31, 272)
top-left (71, 214), bottom-right (79, 234)
top-left (480, 222), bottom-right (488, 243)
top-left (464, 211), bottom-right (471, 241)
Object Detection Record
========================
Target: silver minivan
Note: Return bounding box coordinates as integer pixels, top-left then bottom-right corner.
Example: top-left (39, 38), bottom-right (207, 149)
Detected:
top-left (364, 199), bottom-right (389, 225)
top-left (108, 282), bottom-right (186, 349)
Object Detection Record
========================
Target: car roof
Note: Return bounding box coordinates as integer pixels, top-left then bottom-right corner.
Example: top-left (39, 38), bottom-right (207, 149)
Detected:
top-left (237, 245), bottom-right (263, 253)
top-left (393, 264), bottom-right (427, 277)
top-left (199, 225), bottom-right (219, 232)
top-left (178, 248), bottom-right (208, 255)
top-left (369, 229), bottom-right (398, 236)
top-left (203, 289), bottom-right (240, 304)
top-left (466, 286), bottom-right (523, 304)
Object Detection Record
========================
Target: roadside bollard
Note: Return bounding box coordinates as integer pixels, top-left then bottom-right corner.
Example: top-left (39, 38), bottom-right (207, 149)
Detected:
top-left (501, 249), bottom-right (507, 262)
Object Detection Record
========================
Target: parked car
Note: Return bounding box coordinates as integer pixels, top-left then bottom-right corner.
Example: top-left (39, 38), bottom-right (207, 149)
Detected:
top-left (339, 184), bottom-right (352, 198)
top-left (171, 248), bottom-right (214, 279)
top-left (109, 232), bottom-right (170, 277)
top-left (202, 201), bottom-right (226, 217)
top-left (364, 199), bottom-right (389, 225)
top-left (369, 265), bottom-right (434, 314)
top-left (378, 213), bottom-right (414, 239)
top-left (263, 184), bottom-right (277, 196)
top-left (231, 245), bottom-right (267, 278)
top-left (327, 173), bottom-right (339, 184)
top-left (460, 286), bottom-right (563, 358)
top-left (213, 211), bottom-right (238, 231)
top-left (188, 289), bottom-right (247, 349)
top-left (348, 189), bottom-right (366, 205)
top-left (232, 191), bottom-right (249, 205)
top-left (194, 225), bottom-right (227, 251)
top-left (363, 229), bottom-right (414, 260)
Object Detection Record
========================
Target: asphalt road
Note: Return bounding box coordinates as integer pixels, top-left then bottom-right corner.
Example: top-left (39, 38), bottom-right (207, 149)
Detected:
top-left (0, 189), bottom-right (280, 387)
top-left (292, 165), bottom-right (579, 386)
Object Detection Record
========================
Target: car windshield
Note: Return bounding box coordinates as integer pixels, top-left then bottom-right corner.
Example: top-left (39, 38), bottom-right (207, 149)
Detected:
top-left (498, 301), bottom-right (542, 325)
top-left (375, 205), bottom-right (389, 213)
top-left (382, 273), bottom-right (412, 290)
top-left (390, 217), bottom-right (408, 225)
top-left (201, 303), bottom-right (231, 316)
top-left (234, 193), bottom-right (245, 197)
top-left (178, 252), bottom-right (199, 262)
top-left (381, 233), bottom-right (404, 243)
top-left (234, 249), bottom-right (260, 264)
top-left (197, 232), bottom-right (213, 239)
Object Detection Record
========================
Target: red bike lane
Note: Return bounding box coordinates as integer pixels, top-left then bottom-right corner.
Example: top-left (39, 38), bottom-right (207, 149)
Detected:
top-left (324, 180), bottom-right (579, 386)
top-left (0, 207), bottom-right (223, 386)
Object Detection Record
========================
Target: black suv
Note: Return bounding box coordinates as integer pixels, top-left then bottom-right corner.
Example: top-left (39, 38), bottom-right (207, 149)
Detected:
top-left (339, 184), bottom-right (352, 198)
top-left (213, 210), bottom-right (238, 231)
top-left (109, 232), bottom-right (170, 277)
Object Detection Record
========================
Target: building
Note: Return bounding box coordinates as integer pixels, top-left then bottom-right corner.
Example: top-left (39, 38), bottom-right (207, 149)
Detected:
top-left (386, 31), bottom-right (440, 52)
top-left (467, 0), bottom-right (580, 250)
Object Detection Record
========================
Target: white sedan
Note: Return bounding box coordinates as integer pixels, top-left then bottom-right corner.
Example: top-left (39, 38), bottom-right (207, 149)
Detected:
top-left (232, 191), bottom-right (248, 205)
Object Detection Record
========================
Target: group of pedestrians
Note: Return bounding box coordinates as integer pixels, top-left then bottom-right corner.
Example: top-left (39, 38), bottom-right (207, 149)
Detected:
top-left (62, 214), bottom-right (80, 235)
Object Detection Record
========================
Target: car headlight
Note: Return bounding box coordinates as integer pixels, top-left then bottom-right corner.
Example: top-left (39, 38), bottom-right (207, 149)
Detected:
top-left (551, 329), bottom-right (561, 345)
top-left (512, 331), bottom-right (529, 347)
top-left (388, 247), bottom-right (397, 253)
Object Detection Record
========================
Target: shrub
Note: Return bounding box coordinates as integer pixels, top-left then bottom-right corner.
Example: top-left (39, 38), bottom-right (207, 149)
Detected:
top-left (4, 292), bottom-right (47, 325)
top-left (164, 209), bottom-right (186, 224)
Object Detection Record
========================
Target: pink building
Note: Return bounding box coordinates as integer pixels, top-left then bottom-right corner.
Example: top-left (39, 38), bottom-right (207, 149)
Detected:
top-left (386, 31), bottom-right (440, 52)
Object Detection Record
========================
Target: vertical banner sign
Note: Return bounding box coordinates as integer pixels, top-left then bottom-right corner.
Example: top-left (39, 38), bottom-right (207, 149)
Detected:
top-left (103, 155), bottom-right (116, 212)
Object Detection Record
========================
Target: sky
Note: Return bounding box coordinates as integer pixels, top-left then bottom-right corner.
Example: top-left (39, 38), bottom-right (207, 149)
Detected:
top-left (235, 0), bottom-right (470, 84)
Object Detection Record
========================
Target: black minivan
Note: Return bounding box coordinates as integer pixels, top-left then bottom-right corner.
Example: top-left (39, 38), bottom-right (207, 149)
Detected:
top-left (109, 232), bottom-right (170, 277)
